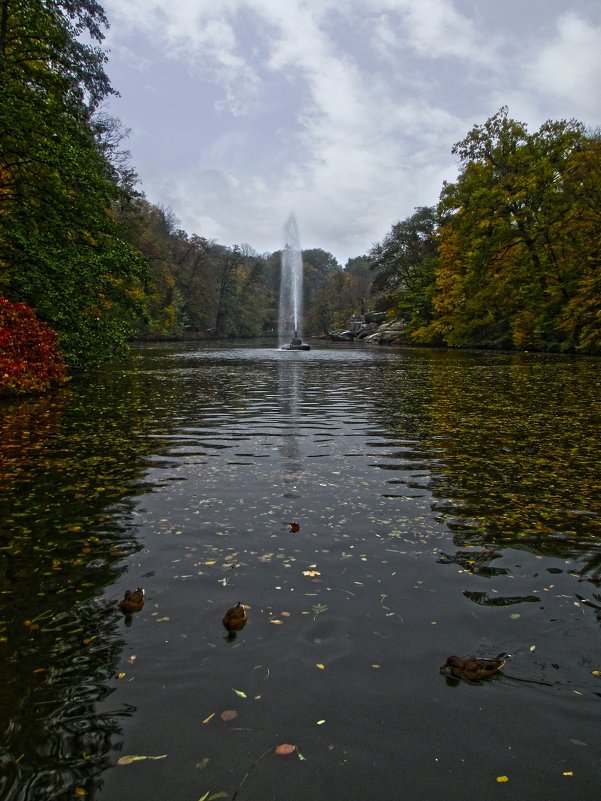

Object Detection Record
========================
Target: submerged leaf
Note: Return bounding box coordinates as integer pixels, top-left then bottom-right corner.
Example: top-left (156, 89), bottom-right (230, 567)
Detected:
top-left (275, 743), bottom-right (296, 755)
top-left (220, 710), bottom-right (238, 722)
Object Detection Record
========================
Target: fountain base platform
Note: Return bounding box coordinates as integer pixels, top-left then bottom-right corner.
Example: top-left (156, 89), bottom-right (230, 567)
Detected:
top-left (281, 342), bottom-right (311, 351)
top-left (281, 335), bottom-right (311, 351)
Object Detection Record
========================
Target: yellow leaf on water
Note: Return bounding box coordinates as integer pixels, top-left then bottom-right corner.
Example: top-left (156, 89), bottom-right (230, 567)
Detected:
top-left (316, 719), bottom-right (325, 725)
top-left (202, 713), bottom-right (215, 724)
top-left (591, 670), bottom-right (601, 676)
top-left (198, 792), bottom-right (210, 801)
top-left (316, 663), bottom-right (325, 669)
top-left (233, 689), bottom-right (247, 698)
top-left (496, 775), bottom-right (509, 783)
top-left (562, 771), bottom-right (573, 777)
top-left (269, 619), bottom-right (283, 625)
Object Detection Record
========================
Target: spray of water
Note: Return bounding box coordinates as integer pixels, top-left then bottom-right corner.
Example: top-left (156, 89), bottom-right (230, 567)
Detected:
top-left (278, 214), bottom-right (303, 345)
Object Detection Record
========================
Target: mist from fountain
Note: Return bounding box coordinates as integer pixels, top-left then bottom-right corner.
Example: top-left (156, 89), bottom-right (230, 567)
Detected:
top-left (278, 214), bottom-right (304, 347)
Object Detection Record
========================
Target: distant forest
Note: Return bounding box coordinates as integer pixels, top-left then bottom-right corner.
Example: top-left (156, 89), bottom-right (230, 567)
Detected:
top-left (1, 0), bottom-right (599, 380)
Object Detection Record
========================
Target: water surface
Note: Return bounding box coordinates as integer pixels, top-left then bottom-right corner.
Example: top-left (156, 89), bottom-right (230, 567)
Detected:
top-left (1, 342), bottom-right (600, 801)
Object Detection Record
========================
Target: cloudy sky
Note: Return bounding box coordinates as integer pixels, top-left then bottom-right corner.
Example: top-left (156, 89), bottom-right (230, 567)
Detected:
top-left (101, 0), bottom-right (601, 265)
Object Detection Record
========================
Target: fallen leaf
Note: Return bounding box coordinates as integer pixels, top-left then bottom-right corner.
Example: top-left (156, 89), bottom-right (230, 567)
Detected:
top-left (289, 523), bottom-right (300, 532)
top-left (562, 772), bottom-right (573, 777)
top-left (202, 713), bottom-right (215, 724)
top-left (117, 754), bottom-right (167, 765)
top-left (275, 744), bottom-right (296, 755)
top-left (316, 720), bottom-right (325, 725)
top-left (198, 793), bottom-right (210, 801)
top-left (529, 645), bottom-right (536, 651)
top-left (220, 710), bottom-right (238, 722)
top-left (281, 611), bottom-right (291, 617)
top-left (591, 670), bottom-right (601, 676)
top-left (316, 663), bottom-right (325, 670)
top-left (303, 570), bottom-right (321, 577)
top-left (496, 775), bottom-right (509, 783)
top-left (208, 793), bottom-right (228, 800)
top-left (128, 655), bottom-right (137, 664)
top-left (233, 689), bottom-right (247, 698)
top-left (269, 619), bottom-right (283, 625)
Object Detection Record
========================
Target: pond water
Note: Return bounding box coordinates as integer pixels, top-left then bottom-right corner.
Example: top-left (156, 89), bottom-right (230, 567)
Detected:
top-left (0, 341), bottom-right (600, 801)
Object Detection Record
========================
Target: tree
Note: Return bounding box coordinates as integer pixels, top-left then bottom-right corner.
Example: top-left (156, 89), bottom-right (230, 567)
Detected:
top-left (423, 108), bottom-right (598, 351)
top-left (369, 206), bottom-right (438, 333)
top-left (0, 0), bottom-right (147, 367)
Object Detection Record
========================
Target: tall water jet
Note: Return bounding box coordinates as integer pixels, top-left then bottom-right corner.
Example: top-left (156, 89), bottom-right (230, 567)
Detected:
top-left (278, 214), bottom-right (310, 350)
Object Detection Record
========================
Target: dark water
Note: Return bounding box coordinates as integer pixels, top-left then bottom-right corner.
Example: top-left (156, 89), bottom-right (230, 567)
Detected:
top-left (1, 341), bottom-right (600, 801)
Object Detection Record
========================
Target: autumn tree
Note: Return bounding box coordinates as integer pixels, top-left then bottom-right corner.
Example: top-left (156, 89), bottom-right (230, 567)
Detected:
top-left (422, 108), bottom-right (599, 351)
top-left (0, 0), bottom-right (147, 366)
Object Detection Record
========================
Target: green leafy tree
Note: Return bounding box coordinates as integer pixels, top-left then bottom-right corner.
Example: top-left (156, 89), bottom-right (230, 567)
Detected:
top-left (0, 0), bottom-right (147, 367)
top-left (368, 206), bottom-right (437, 333)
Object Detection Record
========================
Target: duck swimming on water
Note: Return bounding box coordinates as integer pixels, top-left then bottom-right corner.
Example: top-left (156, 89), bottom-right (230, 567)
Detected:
top-left (440, 655), bottom-right (506, 682)
top-left (120, 588), bottom-right (145, 614)
top-left (222, 602), bottom-right (247, 632)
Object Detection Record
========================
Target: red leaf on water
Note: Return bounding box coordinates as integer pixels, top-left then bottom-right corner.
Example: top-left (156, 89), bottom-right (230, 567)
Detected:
top-left (289, 522), bottom-right (300, 532)
top-left (220, 710), bottom-right (238, 722)
top-left (275, 743), bottom-right (296, 756)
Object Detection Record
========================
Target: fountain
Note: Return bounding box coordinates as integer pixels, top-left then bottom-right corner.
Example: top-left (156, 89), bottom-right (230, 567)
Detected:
top-left (278, 214), bottom-right (310, 350)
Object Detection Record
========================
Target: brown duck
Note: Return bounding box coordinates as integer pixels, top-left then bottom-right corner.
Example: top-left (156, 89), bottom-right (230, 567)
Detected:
top-left (120, 588), bottom-right (145, 614)
top-left (222, 602), bottom-right (247, 632)
top-left (440, 655), bottom-right (506, 681)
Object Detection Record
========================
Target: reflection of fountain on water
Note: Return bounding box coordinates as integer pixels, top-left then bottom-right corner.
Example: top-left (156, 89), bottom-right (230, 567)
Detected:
top-left (279, 214), bottom-right (310, 350)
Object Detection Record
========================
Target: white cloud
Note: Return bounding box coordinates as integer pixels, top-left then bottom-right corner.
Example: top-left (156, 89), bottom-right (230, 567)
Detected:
top-left (102, 1), bottom-right (601, 263)
top-left (526, 12), bottom-right (601, 121)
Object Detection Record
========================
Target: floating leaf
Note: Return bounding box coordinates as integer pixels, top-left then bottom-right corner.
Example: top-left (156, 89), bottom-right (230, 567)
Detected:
top-left (275, 743), bottom-right (296, 755)
top-left (592, 670), bottom-right (601, 676)
top-left (208, 793), bottom-right (228, 800)
top-left (510, 614), bottom-right (520, 620)
top-left (316, 720), bottom-right (325, 725)
top-left (202, 713), bottom-right (215, 724)
top-left (529, 645), bottom-right (536, 651)
top-left (198, 793), bottom-right (210, 801)
top-left (312, 603), bottom-right (328, 616)
top-left (269, 619), bottom-right (283, 625)
top-left (233, 689), bottom-right (247, 698)
top-left (562, 771), bottom-right (573, 777)
top-left (289, 522), bottom-right (300, 532)
top-left (316, 663), bottom-right (325, 670)
top-left (117, 754), bottom-right (167, 765)
top-left (220, 710), bottom-right (238, 722)
top-left (297, 750), bottom-right (306, 761)
top-left (303, 570), bottom-right (321, 577)
top-left (496, 775), bottom-right (509, 783)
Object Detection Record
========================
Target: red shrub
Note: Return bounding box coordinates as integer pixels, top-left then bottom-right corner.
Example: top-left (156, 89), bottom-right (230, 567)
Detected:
top-left (0, 296), bottom-right (68, 397)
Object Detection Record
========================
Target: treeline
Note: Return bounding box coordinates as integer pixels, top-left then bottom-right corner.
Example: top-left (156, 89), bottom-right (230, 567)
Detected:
top-left (369, 108), bottom-right (600, 353)
top-left (1, 1), bottom-right (598, 381)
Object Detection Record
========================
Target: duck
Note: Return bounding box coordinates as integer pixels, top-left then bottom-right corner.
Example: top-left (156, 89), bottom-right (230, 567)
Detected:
top-left (222, 602), bottom-right (247, 632)
top-left (440, 654), bottom-right (506, 681)
top-left (119, 587), bottom-right (145, 614)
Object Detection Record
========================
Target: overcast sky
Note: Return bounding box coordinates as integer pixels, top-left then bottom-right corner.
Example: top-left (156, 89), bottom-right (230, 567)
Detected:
top-left (101, 0), bottom-right (601, 265)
